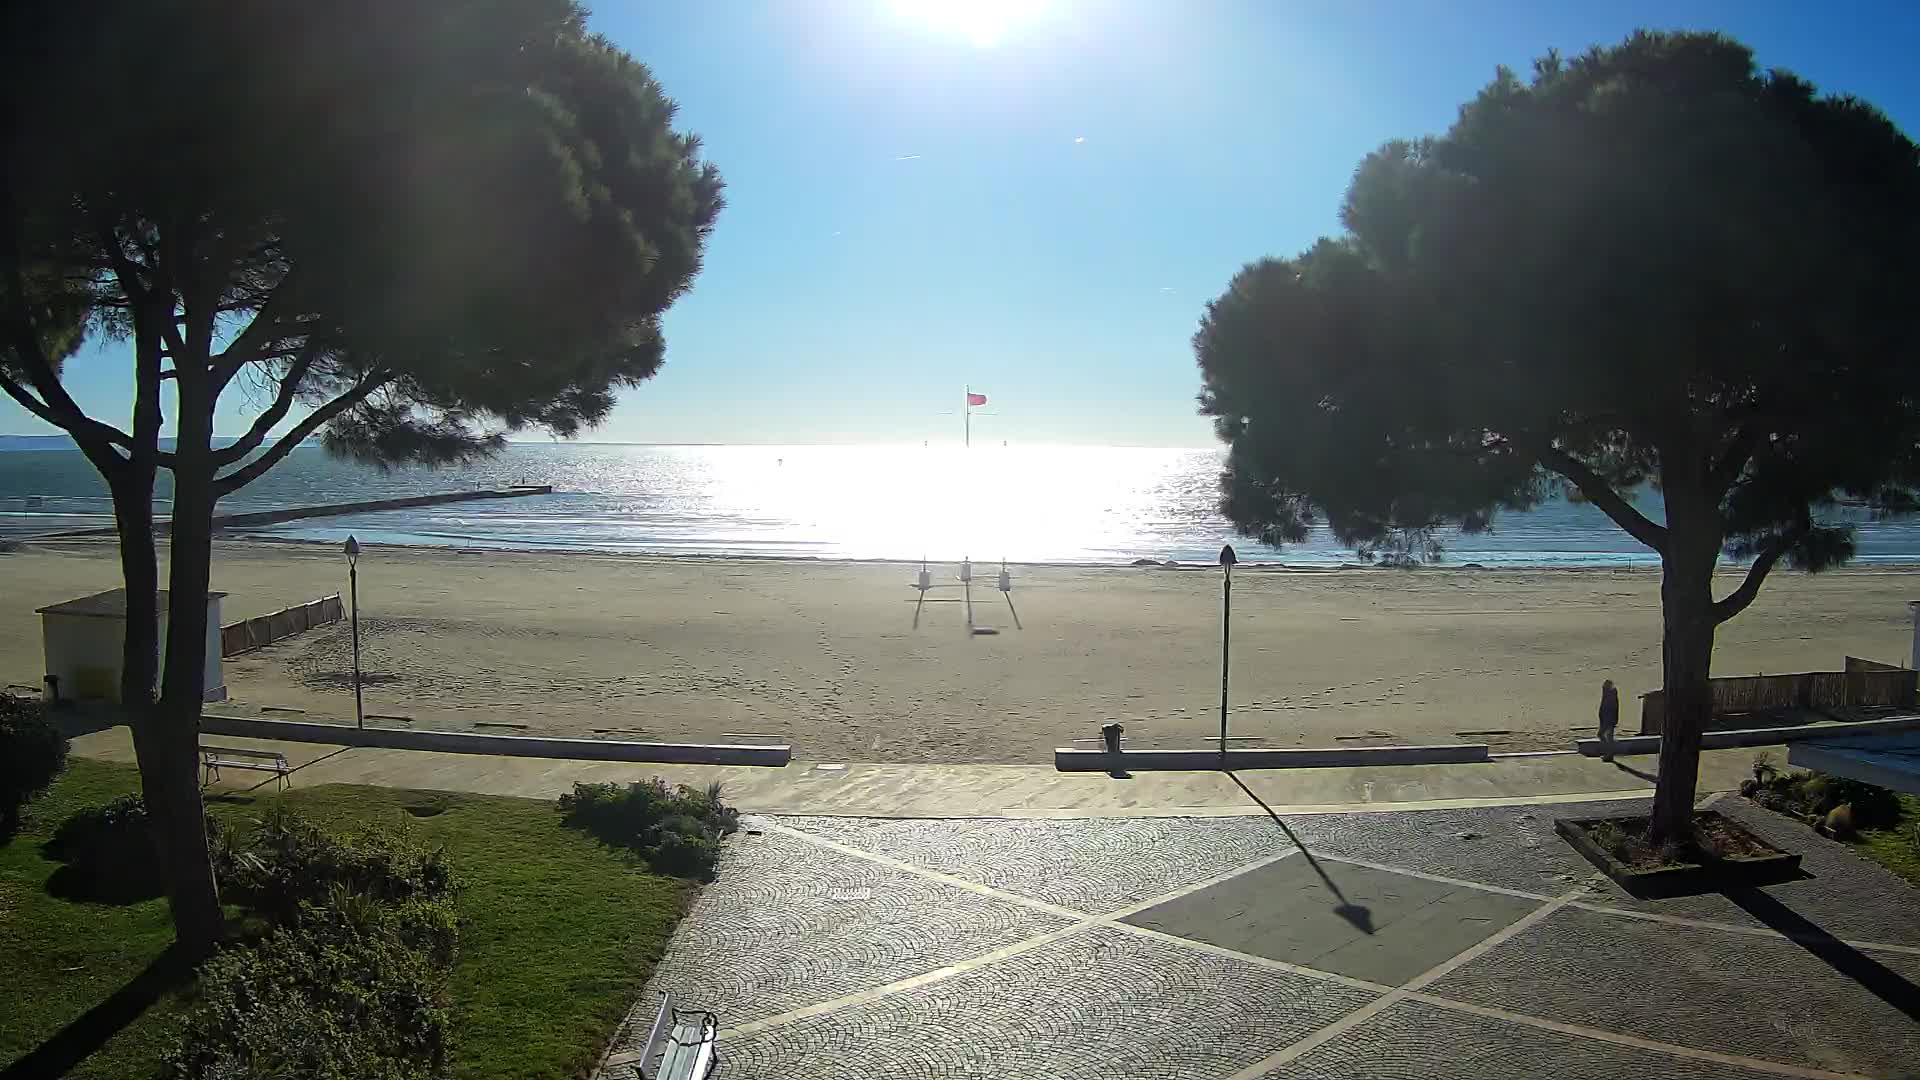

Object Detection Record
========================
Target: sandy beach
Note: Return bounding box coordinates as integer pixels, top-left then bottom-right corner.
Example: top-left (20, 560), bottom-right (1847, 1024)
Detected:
top-left (2, 538), bottom-right (1915, 763)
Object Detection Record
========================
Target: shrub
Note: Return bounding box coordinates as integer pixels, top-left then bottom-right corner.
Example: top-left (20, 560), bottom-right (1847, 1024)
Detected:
top-left (1802, 775), bottom-right (1903, 831)
top-left (171, 815), bottom-right (462, 1079)
top-left (1824, 803), bottom-right (1857, 840)
top-left (1746, 769), bottom-right (1904, 833)
top-left (46, 794), bottom-right (231, 902)
top-left (171, 894), bottom-right (455, 1080)
top-left (1, 692), bottom-right (67, 834)
top-left (557, 779), bottom-right (738, 879)
top-left (226, 808), bottom-right (455, 925)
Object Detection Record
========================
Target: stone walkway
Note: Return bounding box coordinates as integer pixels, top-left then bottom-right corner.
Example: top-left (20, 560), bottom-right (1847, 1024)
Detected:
top-left (611, 796), bottom-right (1920, 1079)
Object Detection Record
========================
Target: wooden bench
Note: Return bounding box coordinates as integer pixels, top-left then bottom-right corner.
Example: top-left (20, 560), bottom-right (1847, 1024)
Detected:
top-left (635, 992), bottom-right (716, 1079)
top-left (200, 744), bottom-right (291, 791)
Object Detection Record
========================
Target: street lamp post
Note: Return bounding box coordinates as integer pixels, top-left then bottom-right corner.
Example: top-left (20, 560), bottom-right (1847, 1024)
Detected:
top-left (1218, 543), bottom-right (1236, 771)
top-left (345, 535), bottom-right (363, 730)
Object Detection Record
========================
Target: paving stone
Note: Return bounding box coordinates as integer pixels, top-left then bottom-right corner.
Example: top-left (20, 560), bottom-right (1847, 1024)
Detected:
top-left (1277, 998), bottom-right (1790, 1079)
top-left (631, 829), bottom-right (1073, 1030)
top-left (718, 925), bottom-right (1380, 1079)
top-left (1280, 801), bottom-right (1621, 895)
top-left (1124, 854), bottom-right (1541, 985)
top-left (1424, 904), bottom-right (1920, 1076)
top-left (779, 815), bottom-right (1300, 914)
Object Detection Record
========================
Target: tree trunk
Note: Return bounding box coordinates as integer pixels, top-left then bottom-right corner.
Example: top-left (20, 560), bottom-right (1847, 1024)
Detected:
top-left (110, 476), bottom-right (159, 711)
top-left (1649, 533), bottom-right (1719, 845)
top-left (152, 383), bottom-right (224, 956)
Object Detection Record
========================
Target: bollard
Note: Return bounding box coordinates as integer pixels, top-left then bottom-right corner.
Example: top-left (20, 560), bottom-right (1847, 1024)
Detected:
top-left (1910, 601), bottom-right (1920, 671)
top-left (917, 559), bottom-right (932, 592)
top-left (998, 559), bottom-right (1012, 593)
top-left (960, 557), bottom-right (973, 584)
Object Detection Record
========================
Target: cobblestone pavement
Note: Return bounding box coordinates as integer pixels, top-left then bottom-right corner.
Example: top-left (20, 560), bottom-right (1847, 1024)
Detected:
top-left (606, 796), bottom-right (1920, 1080)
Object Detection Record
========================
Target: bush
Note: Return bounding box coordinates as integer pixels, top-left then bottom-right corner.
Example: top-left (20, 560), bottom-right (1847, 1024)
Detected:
top-left (1, 692), bottom-right (67, 833)
top-left (171, 894), bottom-right (455, 1080)
top-left (171, 814), bottom-right (462, 1080)
top-left (46, 794), bottom-right (231, 902)
top-left (226, 808), bottom-right (455, 925)
top-left (557, 779), bottom-right (738, 879)
top-left (1802, 775), bottom-right (1903, 831)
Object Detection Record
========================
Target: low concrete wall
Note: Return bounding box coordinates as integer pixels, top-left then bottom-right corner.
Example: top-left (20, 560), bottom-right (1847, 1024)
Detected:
top-left (1053, 743), bottom-right (1491, 772)
top-left (1578, 714), bottom-right (1920, 758)
top-left (199, 713), bottom-right (790, 767)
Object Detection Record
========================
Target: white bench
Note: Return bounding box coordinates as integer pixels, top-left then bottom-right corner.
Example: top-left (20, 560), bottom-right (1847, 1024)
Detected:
top-left (199, 744), bottom-right (291, 791)
top-left (635, 992), bottom-right (716, 1079)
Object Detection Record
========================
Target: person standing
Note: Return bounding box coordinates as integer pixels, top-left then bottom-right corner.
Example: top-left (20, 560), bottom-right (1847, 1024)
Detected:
top-left (1598, 679), bottom-right (1621, 762)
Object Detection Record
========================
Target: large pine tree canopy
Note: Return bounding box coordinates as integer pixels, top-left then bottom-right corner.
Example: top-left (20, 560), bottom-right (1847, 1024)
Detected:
top-left (1196, 31), bottom-right (1920, 578)
top-left (1, 0), bottom-right (724, 479)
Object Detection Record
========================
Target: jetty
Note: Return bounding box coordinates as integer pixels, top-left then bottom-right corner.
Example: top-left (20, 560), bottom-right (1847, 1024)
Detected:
top-left (52, 485), bottom-right (553, 537)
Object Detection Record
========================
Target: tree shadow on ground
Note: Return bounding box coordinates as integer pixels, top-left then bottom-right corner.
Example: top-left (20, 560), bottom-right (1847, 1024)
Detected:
top-left (0, 946), bottom-right (189, 1080)
top-left (1722, 886), bottom-right (1920, 1023)
top-left (1610, 760), bottom-right (1658, 783)
top-left (42, 861), bottom-right (164, 905)
top-left (1229, 771), bottom-right (1373, 934)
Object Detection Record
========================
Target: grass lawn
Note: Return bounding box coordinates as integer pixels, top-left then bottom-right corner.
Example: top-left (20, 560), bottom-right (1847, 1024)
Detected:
top-left (1, 758), bottom-right (692, 1080)
top-left (1853, 792), bottom-right (1920, 888)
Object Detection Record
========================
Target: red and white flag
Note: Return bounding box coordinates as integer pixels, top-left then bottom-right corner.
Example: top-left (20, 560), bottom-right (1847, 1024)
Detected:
top-left (966, 392), bottom-right (988, 406)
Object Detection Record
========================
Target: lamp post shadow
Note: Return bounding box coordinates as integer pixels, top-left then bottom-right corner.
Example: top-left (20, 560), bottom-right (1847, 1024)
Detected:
top-left (1228, 771), bottom-right (1374, 935)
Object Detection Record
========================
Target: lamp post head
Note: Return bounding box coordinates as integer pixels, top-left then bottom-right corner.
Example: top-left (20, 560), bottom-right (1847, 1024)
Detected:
top-left (1219, 544), bottom-right (1237, 568)
top-left (344, 535), bottom-right (360, 566)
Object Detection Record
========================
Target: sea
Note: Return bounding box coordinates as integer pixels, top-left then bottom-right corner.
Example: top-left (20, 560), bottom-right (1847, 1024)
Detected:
top-left (4, 440), bottom-right (1920, 568)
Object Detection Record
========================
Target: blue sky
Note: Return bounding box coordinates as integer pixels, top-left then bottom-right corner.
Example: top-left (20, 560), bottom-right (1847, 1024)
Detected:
top-left (6, 0), bottom-right (1917, 447)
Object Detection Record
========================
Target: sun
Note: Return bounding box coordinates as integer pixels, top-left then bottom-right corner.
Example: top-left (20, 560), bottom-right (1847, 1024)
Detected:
top-left (889, 0), bottom-right (1037, 47)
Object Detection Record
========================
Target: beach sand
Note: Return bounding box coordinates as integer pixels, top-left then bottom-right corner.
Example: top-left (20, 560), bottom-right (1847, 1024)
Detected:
top-left (2, 539), bottom-right (1914, 763)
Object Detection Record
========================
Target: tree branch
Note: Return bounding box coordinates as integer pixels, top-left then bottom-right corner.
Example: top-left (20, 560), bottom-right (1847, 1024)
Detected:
top-left (1536, 444), bottom-right (1669, 553)
top-left (0, 368), bottom-right (65, 428)
top-left (1709, 425), bottom-right (1763, 493)
top-left (210, 342), bottom-right (324, 467)
top-left (212, 371), bottom-right (392, 496)
top-left (1712, 510), bottom-right (1811, 624)
top-left (210, 271), bottom-right (301, 390)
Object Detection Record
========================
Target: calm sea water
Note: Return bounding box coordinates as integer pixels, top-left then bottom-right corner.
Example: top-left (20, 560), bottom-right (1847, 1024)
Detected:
top-left (4, 442), bottom-right (1919, 566)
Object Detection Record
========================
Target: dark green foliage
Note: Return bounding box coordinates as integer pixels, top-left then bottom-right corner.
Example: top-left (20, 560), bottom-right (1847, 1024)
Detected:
top-left (1803, 775), bottom-right (1903, 831)
top-left (557, 780), bottom-right (738, 879)
top-left (44, 793), bottom-right (232, 902)
top-left (1746, 769), bottom-right (1904, 831)
top-left (169, 812), bottom-right (461, 1079)
top-left (223, 808), bottom-right (455, 926)
top-left (1196, 31), bottom-right (1920, 570)
top-left (0, 691), bottom-right (67, 834)
top-left (170, 896), bottom-right (456, 1080)
top-left (1, 0), bottom-right (725, 472)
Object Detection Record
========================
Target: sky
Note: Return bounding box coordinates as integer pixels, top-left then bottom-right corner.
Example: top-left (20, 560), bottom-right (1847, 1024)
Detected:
top-left (6, 0), bottom-right (1918, 447)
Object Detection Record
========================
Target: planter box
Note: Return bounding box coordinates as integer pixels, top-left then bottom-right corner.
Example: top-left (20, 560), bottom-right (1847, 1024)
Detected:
top-left (1555, 810), bottom-right (1803, 897)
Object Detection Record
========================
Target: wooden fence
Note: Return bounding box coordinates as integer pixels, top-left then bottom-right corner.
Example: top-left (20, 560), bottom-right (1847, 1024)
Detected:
top-left (1638, 659), bottom-right (1918, 734)
top-left (220, 594), bottom-right (344, 658)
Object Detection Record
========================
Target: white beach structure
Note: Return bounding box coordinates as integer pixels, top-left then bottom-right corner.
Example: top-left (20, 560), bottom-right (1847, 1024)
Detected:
top-left (36, 589), bottom-right (226, 703)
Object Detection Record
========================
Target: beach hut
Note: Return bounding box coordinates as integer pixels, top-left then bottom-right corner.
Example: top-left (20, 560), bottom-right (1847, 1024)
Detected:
top-left (36, 589), bottom-right (227, 704)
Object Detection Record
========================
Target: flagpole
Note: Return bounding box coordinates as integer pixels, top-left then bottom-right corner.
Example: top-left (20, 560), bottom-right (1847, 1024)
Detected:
top-left (964, 385), bottom-right (970, 448)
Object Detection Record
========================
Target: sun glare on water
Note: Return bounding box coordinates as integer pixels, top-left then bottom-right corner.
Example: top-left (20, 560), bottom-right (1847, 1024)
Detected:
top-left (889, 0), bottom-right (1042, 46)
